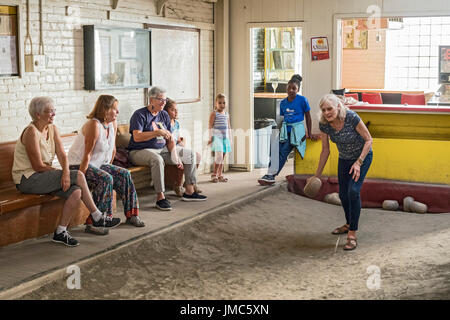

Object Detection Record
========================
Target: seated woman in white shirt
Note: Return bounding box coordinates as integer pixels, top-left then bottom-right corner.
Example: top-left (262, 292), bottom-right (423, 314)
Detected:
top-left (12, 97), bottom-right (118, 247)
top-left (68, 95), bottom-right (144, 235)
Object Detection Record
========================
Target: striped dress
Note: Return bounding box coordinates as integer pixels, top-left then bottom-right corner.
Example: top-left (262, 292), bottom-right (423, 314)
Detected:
top-left (211, 111), bottom-right (231, 153)
top-left (212, 111), bottom-right (229, 138)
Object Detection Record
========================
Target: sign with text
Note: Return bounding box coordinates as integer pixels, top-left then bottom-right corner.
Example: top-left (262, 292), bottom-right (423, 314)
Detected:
top-left (311, 37), bottom-right (329, 61)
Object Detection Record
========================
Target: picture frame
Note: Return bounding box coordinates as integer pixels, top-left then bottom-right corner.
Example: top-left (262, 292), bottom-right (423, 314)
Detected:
top-left (270, 29), bottom-right (278, 49)
top-left (272, 51), bottom-right (282, 69)
top-left (146, 23), bottom-right (201, 103)
top-left (282, 51), bottom-right (295, 69)
top-left (281, 30), bottom-right (292, 49)
top-left (119, 35), bottom-right (137, 59)
top-left (0, 5), bottom-right (20, 77)
top-left (83, 25), bottom-right (151, 90)
top-left (343, 26), bottom-right (368, 50)
top-left (311, 36), bottom-right (330, 61)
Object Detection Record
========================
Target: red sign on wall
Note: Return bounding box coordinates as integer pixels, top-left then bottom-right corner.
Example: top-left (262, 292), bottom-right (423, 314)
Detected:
top-left (311, 37), bottom-right (330, 61)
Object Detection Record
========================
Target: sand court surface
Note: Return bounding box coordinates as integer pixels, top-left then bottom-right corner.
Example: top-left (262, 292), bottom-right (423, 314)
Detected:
top-left (21, 185), bottom-right (450, 300)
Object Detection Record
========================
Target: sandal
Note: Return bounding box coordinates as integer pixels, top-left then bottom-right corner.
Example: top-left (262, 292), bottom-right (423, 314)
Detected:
top-left (331, 224), bottom-right (349, 235)
top-left (218, 176), bottom-right (228, 182)
top-left (211, 174), bottom-right (219, 183)
top-left (343, 237), bottom-right (357, 250)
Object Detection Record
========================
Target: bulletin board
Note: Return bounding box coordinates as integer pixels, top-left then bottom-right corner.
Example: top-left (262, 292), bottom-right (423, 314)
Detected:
top-left (145, 24), bottom-right (200, 103)
top-left (0, 5), bottom-right (19, 77)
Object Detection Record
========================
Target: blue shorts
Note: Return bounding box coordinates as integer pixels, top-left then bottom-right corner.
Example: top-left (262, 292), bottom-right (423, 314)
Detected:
top-left (211, 136), bottom-right (231, 153)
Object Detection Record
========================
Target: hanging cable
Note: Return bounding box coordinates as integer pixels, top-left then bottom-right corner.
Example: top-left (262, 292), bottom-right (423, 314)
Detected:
top-left (25, 0), bottom-right (33, 55)
top-left (39, 0), bottom-right (44, 55)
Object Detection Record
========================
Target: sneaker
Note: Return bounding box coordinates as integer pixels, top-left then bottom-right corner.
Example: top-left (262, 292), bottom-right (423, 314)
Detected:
top-left (52, 230), bottom-right (79, 247)
top-left (182, 192), bottom-right (207, 202)
top-left (258, 174), bottom-right (276, 185)
top-left (85, 225), bottom-right (109, 235)
top-left (126, 215), bottom-right (145, 227)
top-left (92, 215), bottom-right (121, 228)
top-left (260, 174), bottom-right (275, 182)
top-left (156, 198), bottom-right (172, 211)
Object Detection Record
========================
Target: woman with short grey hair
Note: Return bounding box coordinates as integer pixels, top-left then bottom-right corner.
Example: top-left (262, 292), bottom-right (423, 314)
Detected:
top-left (12, 97), bottom-right (120, 247)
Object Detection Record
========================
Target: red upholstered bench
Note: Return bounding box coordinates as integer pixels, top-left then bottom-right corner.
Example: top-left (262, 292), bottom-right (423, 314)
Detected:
top-left (361, 92), bottom-right (383, 104)
top-left (345, 93), bottom-right (359, 100)
top-left (401, 93), bottom-right (426, 105)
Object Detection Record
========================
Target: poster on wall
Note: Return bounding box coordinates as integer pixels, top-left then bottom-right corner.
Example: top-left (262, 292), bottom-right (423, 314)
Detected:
top-left (310, 37), bottom-right (329, 61)
top-left (0, 35), bottom-right (18, 75)
top-left (342, 25), bottom-right (368, 50)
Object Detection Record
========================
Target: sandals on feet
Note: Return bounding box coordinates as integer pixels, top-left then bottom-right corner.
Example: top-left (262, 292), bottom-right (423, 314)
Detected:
top-left (331, 224), bottom-right (349, 235)
top-left (343, 237), bottom-right (357, 250)
top-left (218, 176), bottom-right (228, 182)
top-left (211, 175), bottom-right (219, 183)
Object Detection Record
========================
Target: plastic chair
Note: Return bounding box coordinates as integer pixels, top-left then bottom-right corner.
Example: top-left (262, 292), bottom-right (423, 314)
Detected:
top-left (361, 92), bottom-right (383, 104)
top-left (344, 93), bottom-right (359, 100)
top-left (401, 93), bottom-right (425, 105)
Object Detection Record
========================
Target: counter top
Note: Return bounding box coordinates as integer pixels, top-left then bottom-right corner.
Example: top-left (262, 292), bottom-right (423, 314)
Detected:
top-left (346, 89), bottom-right (431, 94)
top-left (349, 104), bottom-right (450, 114)
top-left (254, 92), bottom-right (287, 99)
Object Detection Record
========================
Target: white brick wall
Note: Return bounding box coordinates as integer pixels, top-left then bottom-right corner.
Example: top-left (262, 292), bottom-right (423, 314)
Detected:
top-left (0, 0), bottom-right (215, 174)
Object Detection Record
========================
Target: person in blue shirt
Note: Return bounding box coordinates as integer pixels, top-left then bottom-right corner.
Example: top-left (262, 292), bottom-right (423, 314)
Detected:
top-left (128, 87), bottom-right (206, 211)
top-left (259, 74), bottom-right (313, 185)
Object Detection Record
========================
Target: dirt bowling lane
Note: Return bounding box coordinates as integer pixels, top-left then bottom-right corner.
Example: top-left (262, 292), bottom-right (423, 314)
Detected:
top-left (23, 186), bottom-right (450, 299)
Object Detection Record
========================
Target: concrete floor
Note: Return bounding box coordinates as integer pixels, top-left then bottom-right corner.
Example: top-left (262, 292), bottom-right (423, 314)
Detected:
top-left (0, 163), bottom-right (294, 299)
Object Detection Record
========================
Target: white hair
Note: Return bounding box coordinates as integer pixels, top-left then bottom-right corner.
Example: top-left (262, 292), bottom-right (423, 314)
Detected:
top-left (28, 97), bottom-right (54, 121)
top-left (318, 93), bottom-right (348, 124)
top-left (148, 86), bottom-right (166, 98)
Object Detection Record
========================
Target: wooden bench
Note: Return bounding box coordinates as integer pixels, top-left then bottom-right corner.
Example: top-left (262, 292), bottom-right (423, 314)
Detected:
top-left (0, 125), bottom-right (182, 248)
top-left (0, 133), bottom-right (90, 247)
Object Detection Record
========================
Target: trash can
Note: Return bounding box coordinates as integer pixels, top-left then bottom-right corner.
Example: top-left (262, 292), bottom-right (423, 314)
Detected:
top-left (254, 118), bottom-right (276, 168)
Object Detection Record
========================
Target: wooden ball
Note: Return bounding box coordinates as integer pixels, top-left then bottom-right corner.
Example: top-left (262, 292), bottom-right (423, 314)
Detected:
top-left (403, 196), bottom-right (415, 212)
top-left (324, 192), bottom-right (342, 206)
top-left (303, 177), bottom-right (322, 198)
top-left (411, 201), bottom-right (427, 214)
top-left (382, 200), bottom-right (399, 211)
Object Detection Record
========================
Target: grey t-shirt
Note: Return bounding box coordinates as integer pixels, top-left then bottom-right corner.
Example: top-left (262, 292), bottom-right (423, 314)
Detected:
top-left (319, 109), bottom-right (367, 160)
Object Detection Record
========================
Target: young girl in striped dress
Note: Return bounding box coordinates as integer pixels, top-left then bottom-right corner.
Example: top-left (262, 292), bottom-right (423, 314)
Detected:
top-left (208, 93), bottom-right (232, 182)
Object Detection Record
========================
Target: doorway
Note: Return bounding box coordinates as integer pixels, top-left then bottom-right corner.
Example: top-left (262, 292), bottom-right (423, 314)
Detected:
top-left (249, 24), bottom-right (305, 171)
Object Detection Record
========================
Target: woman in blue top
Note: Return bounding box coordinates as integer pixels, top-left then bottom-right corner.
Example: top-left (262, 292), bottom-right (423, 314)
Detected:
top-left (310, 94), bottom-right (373, 251)
top-left (259, 74), bottom-right (312, 185)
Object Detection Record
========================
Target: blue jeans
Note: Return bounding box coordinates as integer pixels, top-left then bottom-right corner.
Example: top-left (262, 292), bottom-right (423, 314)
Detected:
top-left (267, 137), bottom-right (293, 176)
top-left (337, 151), bottom-right (373, 231)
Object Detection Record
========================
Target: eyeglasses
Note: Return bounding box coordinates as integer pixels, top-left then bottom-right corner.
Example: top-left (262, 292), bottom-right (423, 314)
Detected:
top-left (44, 109), bottom-right (56, 115)
top-left (153, 97), bottom-right (167, 103)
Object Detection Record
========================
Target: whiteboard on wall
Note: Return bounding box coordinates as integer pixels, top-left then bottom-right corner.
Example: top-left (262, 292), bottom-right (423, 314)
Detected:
top-left (148, 24), bottom-right (200, 103)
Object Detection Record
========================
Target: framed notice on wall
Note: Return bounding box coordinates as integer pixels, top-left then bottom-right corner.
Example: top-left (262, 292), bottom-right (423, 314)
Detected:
top-left (145, 23), bottom-right (200, 103)
top-left (310, 37), bottom-right (329, 61)
top-left (0, 5), bottom-right (20, 77)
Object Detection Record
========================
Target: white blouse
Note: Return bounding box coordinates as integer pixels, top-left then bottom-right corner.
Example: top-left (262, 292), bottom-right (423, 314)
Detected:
top-left (68, 119), bottom-right (115, 168)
